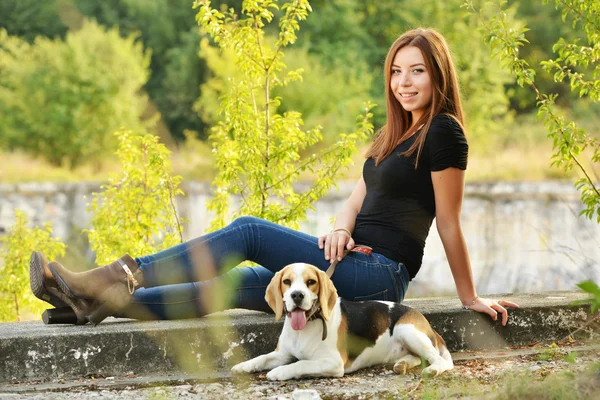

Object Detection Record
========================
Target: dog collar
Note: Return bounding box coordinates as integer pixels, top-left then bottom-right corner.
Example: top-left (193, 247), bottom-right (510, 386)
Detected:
top-left (311, 311), bottom-right (327, 341)
top-left (306, 303), bottom-right (327, 341)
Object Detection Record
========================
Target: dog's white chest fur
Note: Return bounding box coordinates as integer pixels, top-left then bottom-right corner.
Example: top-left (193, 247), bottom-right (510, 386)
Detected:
top-left (279, 320), bottom-right (331, 360)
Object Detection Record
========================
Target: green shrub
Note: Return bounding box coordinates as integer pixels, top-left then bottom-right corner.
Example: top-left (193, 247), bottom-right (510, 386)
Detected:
top-left (195, 0), bottom-right (375, 231)
top-left (0, 19), bottom-right (152, 169)
top-left (85, 130), bottom-right (184, 265)
top-left (0, 210), bottom-right (66, 322)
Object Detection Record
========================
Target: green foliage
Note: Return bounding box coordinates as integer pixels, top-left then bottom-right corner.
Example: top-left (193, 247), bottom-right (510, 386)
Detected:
top-left (0, 20), bottom-right (152, 169)
top-left (0, 0), bottom-right (68, 42)
top-left (0, 210), bottom-right (66, 322)
top-left (195, 39), bottom-right (374, 144)
top-left (85, 130), bottom-right (184, 265)
top-left (465, 0), bottom-right (600, 223)
top-left (158, 28), bottom-right (206, 140)
top-left (505, 1), bottom-right (588, 112)
top-left (73, 0), bottom-right (208, 141)
top-left (275, 48), bottom-right (374, 145)
top-left (577, 280), bottom-right (600, 314)
top-left (194, 38), bottom-right (238, 128)
top-left (0, 0), bottom-right (208, 142)
top-left (194, 0), bottom-right (375, 230)
top-left (297, 0), bottom-right (379, 67)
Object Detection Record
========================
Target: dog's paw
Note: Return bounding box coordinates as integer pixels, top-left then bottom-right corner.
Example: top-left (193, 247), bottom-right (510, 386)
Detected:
top-left (393, 360), bottom-right (409, 375)
top-left (266, 366), bottom-right (296, 381)
top-left (231, 360), bottom-right (259, 374)
top-left (422, 362), bottom-right (450, 377)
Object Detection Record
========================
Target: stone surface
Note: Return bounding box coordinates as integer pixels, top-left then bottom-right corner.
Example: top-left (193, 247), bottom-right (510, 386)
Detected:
top-left (0, 291), bottom-right (596, 384)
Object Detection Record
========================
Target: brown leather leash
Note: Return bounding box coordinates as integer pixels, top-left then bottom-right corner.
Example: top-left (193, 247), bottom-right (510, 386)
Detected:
top-left (325, 245), bottom-right (373, 277)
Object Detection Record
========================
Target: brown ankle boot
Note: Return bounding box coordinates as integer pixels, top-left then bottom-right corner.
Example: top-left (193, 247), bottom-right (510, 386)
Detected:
top-left (49, 254), bottom-right (144, 325)
top-left (30, 251), bottom-right (95, 325)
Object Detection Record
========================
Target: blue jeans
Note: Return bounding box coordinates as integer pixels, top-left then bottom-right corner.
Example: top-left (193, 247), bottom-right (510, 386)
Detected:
top-left (122, 216), bottom-right (410, 320)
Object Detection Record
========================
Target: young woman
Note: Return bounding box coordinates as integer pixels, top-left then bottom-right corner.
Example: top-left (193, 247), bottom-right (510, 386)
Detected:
top-left (30, 28), bottom-right (518, 325)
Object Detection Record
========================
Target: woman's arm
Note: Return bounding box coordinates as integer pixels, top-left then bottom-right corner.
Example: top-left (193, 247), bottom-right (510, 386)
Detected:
top-left (432, 168), bottom-right (519, 326)
top-left (318, 176), bottom-right (367, 262)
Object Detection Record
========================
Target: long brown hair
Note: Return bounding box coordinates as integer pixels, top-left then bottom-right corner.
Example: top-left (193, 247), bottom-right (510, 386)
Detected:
top-left (366, 28), bottom-right (465, 166)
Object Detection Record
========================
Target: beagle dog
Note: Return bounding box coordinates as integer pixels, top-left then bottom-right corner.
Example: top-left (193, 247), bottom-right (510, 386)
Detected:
top-left (231, 263), bottom-right (453, 381)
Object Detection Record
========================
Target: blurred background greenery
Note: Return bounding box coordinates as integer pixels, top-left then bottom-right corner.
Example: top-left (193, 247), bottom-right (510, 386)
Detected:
top-left (0, 0), bottom-right (598, 183)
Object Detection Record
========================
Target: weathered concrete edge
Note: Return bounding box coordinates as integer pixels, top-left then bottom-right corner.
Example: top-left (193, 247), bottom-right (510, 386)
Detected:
top-left (0, 291), bottom-right (596, 385)
top-left (3, 344), bottom-right (600, 394)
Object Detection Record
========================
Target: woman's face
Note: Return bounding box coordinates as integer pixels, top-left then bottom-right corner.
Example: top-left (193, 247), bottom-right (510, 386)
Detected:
top-left (390, 46), bottom-right (433, 124)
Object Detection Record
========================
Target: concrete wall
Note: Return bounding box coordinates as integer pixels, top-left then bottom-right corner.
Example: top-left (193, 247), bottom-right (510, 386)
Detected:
top-left (1, 181), bottom-right (598, 296)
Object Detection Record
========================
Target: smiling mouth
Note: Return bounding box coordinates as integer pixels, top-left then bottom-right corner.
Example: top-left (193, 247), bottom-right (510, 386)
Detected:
top-left (400, 92), bottom-right (418, 98)
top-left (285, 301), bottom-right (321, 331)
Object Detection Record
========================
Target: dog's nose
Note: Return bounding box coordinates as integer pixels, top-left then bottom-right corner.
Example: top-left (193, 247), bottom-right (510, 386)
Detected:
top-left (290, 291), bottom-right (305, 305)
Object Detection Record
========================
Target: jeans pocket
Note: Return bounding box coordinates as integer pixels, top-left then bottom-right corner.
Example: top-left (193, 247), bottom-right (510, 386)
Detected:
top-left (354, 289), bottom-right (388, 302)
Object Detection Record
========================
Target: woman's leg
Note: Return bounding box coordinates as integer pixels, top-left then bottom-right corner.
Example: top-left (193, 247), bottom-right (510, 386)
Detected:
top-left (124, 253), bottom-right (410, 320)
top-left (136, 216), bottom-right (332, 288)
top-left (121, 266), bottom-right (274, 320)
top-left (123, 213), bottom-right (411, 318)
top-left (42, 215), bottom-right (410, 322)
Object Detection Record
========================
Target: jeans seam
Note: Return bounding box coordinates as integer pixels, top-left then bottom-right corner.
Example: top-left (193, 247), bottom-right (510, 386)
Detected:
top-left (348, 254), bottom-right (391, 267)
top-left (355, 288), bottom-right (388, 301)
top-left (130, 298), bottom-right (201, 306)
top-left (386, 264), bottom-right (401, 302)
top-left (138, 227), bottom-right (236, 284)
top-left (130, 284), bottom-right (269, 306)
top-left (249, 221), bottom-right (318, 248)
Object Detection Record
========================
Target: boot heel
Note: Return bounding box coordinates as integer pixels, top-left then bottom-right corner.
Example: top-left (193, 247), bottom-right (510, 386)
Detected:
top-left (87, 303), bottom-right (113, 325)
top-left (30, 251), bottom-right (68, 308)
top-left (42, 306), bottom-right (80, 325)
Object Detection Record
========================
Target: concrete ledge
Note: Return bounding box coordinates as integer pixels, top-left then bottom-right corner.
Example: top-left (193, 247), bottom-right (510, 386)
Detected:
top-left (0, 291), bottom-right (597, 384)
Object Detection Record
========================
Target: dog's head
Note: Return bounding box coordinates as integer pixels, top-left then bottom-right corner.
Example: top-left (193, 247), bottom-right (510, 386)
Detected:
top-left (265, 263), bottom-right (338, 330)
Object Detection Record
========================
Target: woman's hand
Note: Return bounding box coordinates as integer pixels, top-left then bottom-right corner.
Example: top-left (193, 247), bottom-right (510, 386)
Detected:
top-left (318, 230), bottom-right (355, 263)
top-left (465, 297), bottom-right (520, 326)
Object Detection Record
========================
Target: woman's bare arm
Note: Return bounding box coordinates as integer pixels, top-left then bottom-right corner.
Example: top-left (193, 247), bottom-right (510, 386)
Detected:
top-left (432, 168), bottom-right (519, 325)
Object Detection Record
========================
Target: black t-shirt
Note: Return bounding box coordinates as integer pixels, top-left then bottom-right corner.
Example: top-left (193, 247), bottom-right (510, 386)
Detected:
top-left (352, 114), bottom-right (468, 279)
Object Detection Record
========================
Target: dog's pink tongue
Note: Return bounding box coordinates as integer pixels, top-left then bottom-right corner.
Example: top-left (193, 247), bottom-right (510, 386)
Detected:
top-left (290, 309), bottom-right (307, 330)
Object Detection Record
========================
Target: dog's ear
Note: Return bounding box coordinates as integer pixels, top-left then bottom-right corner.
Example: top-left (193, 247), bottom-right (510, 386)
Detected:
top-left (265, 269), bottom-right (285, 320)
top-left (317, 268), bottom-right (338, 321)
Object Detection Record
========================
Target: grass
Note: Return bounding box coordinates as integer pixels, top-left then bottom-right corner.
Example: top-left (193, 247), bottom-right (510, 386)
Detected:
top-left (403, 359), bottom-right (600, 400)
top-left (494, 365), bottom-right (600, 400)
top-left (0, 134), bottom-right (217, 184)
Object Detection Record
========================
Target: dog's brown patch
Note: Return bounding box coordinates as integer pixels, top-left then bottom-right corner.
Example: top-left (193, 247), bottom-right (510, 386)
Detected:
top-left (396, 309), bottom-right (439, 348)
top-left (281, 268), bottom-right (297, 291)
top-left (337, 313), bottom-right (349, 367)
top-left (301, 267), bottom-right (320, 297)
top-left (265, 267), bottom-right (296, 320)
top-left (433, 330), bottom-right (447, 349)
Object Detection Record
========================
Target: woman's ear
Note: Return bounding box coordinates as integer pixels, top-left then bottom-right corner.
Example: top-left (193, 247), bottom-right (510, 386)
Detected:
top-left (317, 269), bottom-right (338, 321)
top-left (265, 270), bottom-right (284, 320)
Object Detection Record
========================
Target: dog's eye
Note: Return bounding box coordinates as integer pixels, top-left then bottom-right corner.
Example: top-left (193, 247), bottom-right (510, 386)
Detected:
top-left (283, 279), bottom-right (291, 286)
top-left (306, 279), bottom-right (316, 286)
